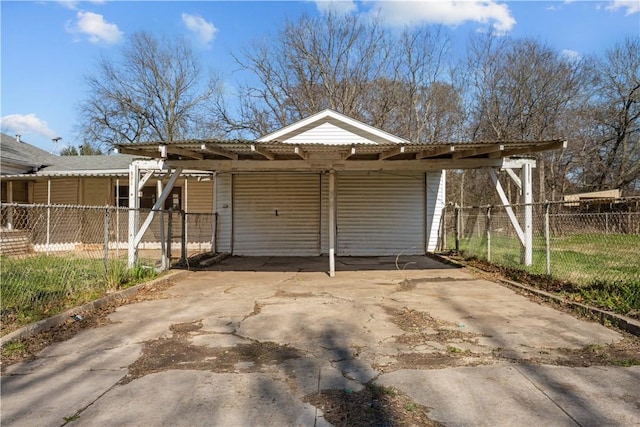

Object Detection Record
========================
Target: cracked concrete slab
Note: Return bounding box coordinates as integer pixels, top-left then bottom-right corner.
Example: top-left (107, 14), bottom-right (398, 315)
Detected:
top-left (2, 256), bottom-right (636, 427)
top-left (376, 365), bottom-right (640, 427)
top-left (73, 371), bottom-right (331, 427)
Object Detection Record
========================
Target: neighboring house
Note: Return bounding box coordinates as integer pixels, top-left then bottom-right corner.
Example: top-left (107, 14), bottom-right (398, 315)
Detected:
top-left (0, 133), bottom-right (215, 253)
top-left (117, 109), bottom-right (564, 274)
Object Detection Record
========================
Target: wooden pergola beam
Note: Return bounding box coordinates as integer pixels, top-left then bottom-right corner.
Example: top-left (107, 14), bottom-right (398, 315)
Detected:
top-left (294, 146), bottom-right (308, 160)
top-left (117, 146), bottom-right (160, 158)
top-left (379, 146), bottom-right (405, 160)
top-left (251, 144), bottom-right (275, 160)
top-left (201, 143), bottom-right (238, 160)
top-left (501, 140), bottom-right (567, 158)
top-left (416, 145), bottom-right (455, 159)
top-left (342, 146), bottom-right (357, 160)
top-left (160, 145), bottom-right (204, 160)
top-left (453, 144), bottom-right (504, 159)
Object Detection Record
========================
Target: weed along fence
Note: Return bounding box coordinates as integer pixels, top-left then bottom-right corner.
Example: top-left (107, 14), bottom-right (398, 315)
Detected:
top-left (440, 198), bottom-right (640, 288)
top-left (0, 203), bottom-right (216, 334)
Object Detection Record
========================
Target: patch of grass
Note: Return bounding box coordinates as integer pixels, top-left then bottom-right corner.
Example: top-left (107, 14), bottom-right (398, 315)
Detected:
top-left (1, 255), bottom-right (157, 333)
top-left (62, 414), bottom-right (80, 423)
top-left (611, 358), bottom-right (640, 367)
top-left (405, 402), bottom-right (418, 412)
top-left (2, 340), bottom-right (26, 356)
top-left (368, 383), bottom-right (397, 397)
top-left (456, 233), bottom-right (640, 317)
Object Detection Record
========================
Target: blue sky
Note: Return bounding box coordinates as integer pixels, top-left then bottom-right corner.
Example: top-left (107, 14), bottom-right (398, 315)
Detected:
top-left (1, 0), bottom-right (639, 152)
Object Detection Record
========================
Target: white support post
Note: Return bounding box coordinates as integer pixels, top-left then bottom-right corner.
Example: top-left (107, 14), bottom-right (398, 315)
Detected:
top-left (128, 162), bottom-right (140, 267)
top-left (158, 180), bottom-right (168, 271)
top-left (521, 162), bottom-right (533, 266)
top-left (488, 168), bottom-right (524, 245)
top-left (212, 172), bottom-right (217, 253)
top-left (328, 170), bottom-right (336, 277)
top-left (134, 167), bottom-right (183, 247)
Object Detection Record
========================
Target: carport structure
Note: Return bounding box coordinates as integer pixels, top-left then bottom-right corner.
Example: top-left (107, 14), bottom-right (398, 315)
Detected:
top-left (116, 109), bottom-right (565, 276)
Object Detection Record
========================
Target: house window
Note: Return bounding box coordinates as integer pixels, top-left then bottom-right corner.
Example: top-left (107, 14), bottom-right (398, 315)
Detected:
top-left (115, 186), bottom-right (182, 210)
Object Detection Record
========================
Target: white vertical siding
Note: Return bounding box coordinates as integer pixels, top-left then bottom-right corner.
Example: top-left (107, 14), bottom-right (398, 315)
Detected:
top-left (336, 172), bottom-right (425, 256)
top-left (283, 122), bottom-right (380, 145)
top-left (233, 174), bottom-right (320, 256)
top-left (216, 173), bottom-right (232, 253)
top-left (426, 170), bottom-right (446, 252)
top-left (320, 173), bottom-right (329, 254)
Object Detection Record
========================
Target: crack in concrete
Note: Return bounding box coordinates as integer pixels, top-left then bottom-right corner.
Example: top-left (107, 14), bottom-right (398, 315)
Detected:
top-left (513, 366), bottom-right (583, 427)
top-left (59, 372), bottom-right (128, 427)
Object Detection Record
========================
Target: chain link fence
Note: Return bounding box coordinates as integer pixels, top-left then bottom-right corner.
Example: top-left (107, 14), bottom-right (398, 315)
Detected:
top-left (0, 203), bottom-right (216, 334)
top-left (440, 198), bottom-right (640, 287)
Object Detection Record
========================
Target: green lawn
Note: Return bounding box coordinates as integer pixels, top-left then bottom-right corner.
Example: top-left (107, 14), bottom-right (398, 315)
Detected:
top-left (1, 255), bottom-right (156, 333)
top-left (457, 233), bottom-right (640, 317)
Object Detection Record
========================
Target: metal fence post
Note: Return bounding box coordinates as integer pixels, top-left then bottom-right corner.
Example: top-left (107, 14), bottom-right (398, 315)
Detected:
top-left (442, 207), bottom-right (447, 251)
top-left (104, 208), bottom-right (110, 279)
top-left (455, 204), bottom-right (460, 253)
top-left (212, 212), bottom-right (218, 253)
top-left (486, 205), bottom-right (491, 262)
top-left (181, 210), bottom-right (187, 265)
top-left (166, 209), bottom-right (173, 269)
top-left (544, 201), bottom-right (551, 275)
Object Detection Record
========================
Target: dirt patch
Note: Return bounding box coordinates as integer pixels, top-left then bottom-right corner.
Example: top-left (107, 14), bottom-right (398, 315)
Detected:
top-left (392, 351), bottom-right (493, 370)
top-left (382, 305), bottom-right (640, 369)
top-left (120, 320), bottom-right (303, 385)
top-left (1, 280), bottom-right (175, 371)
top-left (304, 383), bottom-right (443, 427)
top-left (384, 306), bottom-right (482, 343)
top-left (273, 290), bottom-right (317, 298)
top-left (494, 340), bottom-right (640, 367)
top-left (383, 306), bottom-right (450, 332)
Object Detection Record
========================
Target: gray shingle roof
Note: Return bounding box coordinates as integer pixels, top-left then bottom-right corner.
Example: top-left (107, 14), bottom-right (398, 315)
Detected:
top-left (1, 133), bottom-right (57, 172)
top-left (1, 133), bottom-right (139, 176)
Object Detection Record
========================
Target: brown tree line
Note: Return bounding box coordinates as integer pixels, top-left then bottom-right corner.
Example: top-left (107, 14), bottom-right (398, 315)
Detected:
top-left (78, 12), bottom-right (639, 202)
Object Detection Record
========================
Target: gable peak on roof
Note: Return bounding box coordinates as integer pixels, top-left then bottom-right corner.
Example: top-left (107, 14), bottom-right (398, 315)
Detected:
top-left (257, 109), bottom-right (409, 145)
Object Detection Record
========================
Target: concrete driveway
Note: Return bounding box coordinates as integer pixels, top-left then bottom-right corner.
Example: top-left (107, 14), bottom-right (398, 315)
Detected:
top-left (2, 256), bottom-right (639, 426)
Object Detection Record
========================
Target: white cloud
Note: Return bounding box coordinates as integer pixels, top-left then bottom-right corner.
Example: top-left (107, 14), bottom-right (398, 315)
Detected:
top-left (561, 49), bottom-right (581, 61)
top-left (606, 0), bottom-right (640, 14)
top-left (66, 11), bottom-right (123, 44)
top-left (367, 0), bottom-right (516, 33)
top-left (0, 114), bottom-right (58, 140)
top-left (314, 0), bottom-right (358, 14)
top-left (56, 1), bottom-right (106, 11)
top-left (182, 13), bottom-right (218, 46)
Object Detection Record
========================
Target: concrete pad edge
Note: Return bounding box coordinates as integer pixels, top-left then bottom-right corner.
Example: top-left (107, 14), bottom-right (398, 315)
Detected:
top-left (435, 254), bottom-right (640, 337)
top-left (1, 270), bottom-right (190, 346)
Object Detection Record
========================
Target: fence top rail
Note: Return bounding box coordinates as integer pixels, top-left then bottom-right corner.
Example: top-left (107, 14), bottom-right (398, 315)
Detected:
top-left (0, 203), bottom-right (216, 216)
top-left (448, 196), bottom-right (640, 211)
top-left (0, 202), bottom-right (127, 211)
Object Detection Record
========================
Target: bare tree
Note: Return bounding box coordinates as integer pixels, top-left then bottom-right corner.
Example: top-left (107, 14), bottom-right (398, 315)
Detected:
top-left (214, 11), bottom-right (391, 137)
top-left (77, 31), bottom-right (222, 150)
top-left (214, 12), bottom-right (458, 141)
top-left (462, 34), bottom-right (592, 203)
top-left (577, 37), bottom-right (640, 193)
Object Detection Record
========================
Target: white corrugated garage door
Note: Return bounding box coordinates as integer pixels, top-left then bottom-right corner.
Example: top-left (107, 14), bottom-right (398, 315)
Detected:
top-left (233, 174), bottom-right (321, 256)
top-left (337, 172), bottom-right (425, 256)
